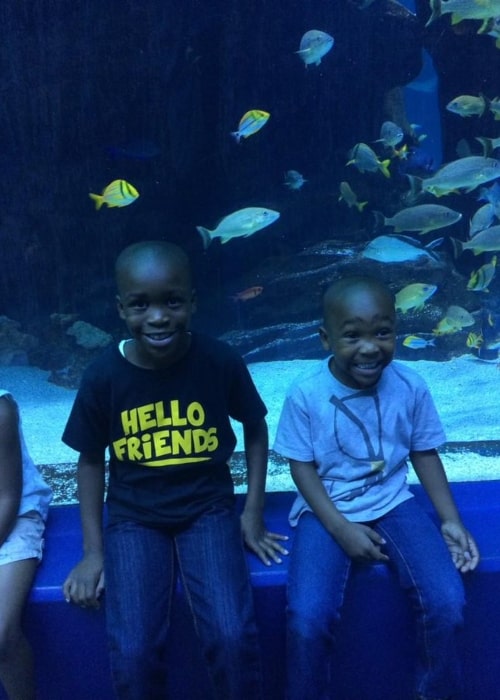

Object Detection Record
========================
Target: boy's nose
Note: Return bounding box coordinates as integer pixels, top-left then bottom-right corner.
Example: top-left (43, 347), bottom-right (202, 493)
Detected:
top-left (148, 306), bottom-right (170, 323)
top-left (359, 338), bottom-right (378, 353)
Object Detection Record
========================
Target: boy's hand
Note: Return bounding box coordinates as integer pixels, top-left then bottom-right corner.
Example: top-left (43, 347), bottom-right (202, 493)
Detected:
top-left (441, 521), bottom-right (480, 573)
top-left (62, 551), bottom-right (105, 609)
top-left (240, 509), bottom-right (289, 566)
top-left (335, 521), bottom-right (389, 563)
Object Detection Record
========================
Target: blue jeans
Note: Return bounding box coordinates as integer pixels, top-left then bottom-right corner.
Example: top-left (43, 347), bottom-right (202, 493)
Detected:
top-left (104, 506), bottom-right (262, 700)
top-left (287, 498), bottom-right (465, 700)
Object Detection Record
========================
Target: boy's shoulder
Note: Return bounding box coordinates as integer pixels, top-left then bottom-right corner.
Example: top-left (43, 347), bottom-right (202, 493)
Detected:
top-left (286, 358), bottom-right (330, 394)
top-left (77, 343), bottom-right (122, 387)
top-left (191, 332), bottom-right (249, 366)
top-left (384, 361), bottom-right (430, 391)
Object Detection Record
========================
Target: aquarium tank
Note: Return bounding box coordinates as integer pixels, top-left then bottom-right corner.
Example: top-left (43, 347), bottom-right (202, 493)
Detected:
top-left (1, 0), bottom-right (500, 502)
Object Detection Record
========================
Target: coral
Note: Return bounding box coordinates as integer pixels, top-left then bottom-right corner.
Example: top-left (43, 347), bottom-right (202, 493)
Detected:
top-left (0, 315), bottom-right (38, 366)
top-left (66, 320), bottom-right (112, 350)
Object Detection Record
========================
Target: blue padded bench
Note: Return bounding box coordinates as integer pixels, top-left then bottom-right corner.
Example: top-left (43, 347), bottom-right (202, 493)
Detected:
top-left (2, 481), bottom-right (499, 700)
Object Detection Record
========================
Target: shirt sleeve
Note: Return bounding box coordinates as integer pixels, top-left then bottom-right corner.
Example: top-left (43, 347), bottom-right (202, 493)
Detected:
top-left (62, 366), bottom-right (110, 455)
top-left (410, 378), bottom-right (446, 451)
top-left (227, 354), bottom-right (267, 424)
top-left (273, 385), bottom-right (315, 463)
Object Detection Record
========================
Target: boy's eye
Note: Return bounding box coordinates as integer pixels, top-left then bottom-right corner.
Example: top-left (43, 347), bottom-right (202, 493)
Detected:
top-left (127, 299), bottom-right (148, 310)
top-left (377, 327), bottom-right (394, 338)
top-left (166, 297), bottom-right (183, 308)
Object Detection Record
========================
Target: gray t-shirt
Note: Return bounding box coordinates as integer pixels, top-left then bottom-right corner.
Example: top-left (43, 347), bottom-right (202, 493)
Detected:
top-left (273, 360), bottom-right (446, 525)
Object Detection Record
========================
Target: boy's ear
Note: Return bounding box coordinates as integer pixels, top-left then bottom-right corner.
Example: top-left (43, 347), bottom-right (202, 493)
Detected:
top-left (116, 294), bottom-right (126, 320)
top-left (318, 325), bottom-right (330, 351)
top-left (191, 289), bottom-right (197, 312)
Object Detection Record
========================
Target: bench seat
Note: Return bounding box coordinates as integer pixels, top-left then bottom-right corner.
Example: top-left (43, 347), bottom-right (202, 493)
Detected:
top-left (1, 481), bottom-right (498, 699)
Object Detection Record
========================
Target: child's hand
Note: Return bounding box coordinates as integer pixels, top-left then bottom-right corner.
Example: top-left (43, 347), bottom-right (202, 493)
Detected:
top-left (335, 522), bottom-right (389, 563)
top-left (240, 509), bottom-right (289, 566)
top-left (62, 551), bottom-right (105, 609)
top-left (441, 521), bottom-right (480, 573)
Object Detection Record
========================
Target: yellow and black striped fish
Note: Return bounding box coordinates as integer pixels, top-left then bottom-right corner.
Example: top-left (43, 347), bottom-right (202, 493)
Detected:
top-left (89, 179), bottom-right (139, 210)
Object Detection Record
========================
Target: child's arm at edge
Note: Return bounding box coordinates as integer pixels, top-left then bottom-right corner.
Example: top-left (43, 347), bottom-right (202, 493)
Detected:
top-left (240, 418), bottom-right (289, 566)
top-left (410, 449), bottom-right (480, 573)
top-left (0, 397), bottom-right (22, 548)
top-left (62, 452), bottom-right (106, 608)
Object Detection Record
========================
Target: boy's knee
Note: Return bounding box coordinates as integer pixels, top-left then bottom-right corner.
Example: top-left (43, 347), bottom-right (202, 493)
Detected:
top-left (426, 589), bottom-right (465, 629)
top-left (287, 607), bottom-right (334, 640)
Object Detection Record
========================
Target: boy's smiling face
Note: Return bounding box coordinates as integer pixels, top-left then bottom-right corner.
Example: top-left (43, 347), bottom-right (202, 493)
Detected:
top-left (116, 253), bottom-right (196, 370)
top-left (319, 285), bottom-right (396, 389)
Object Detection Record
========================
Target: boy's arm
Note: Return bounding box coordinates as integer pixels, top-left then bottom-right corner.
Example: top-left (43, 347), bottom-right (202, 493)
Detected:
top-left (62, 452), bottom-right (106, 608)
top-left (240, 418), bottom-right (289, 566)
top-left (410, 449), bottom-right (480, 572)
top-left (0, 397), bottom-right (22, 547)
top-left (290, 459), bottom-right (389, 562)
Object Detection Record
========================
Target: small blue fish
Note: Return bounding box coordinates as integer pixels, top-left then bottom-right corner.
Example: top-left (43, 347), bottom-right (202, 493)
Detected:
top-left (231, 110), bottom-right (270, 143)
top-left (402, 335), bottom-right (436, 349)
top-left (478, 182), bottom-right (500, 218)
top-left (347, 143), bottom-right (391, 178)
top-left (284, 170), bottom-right (306, 190)
top-left (296, 30), bottom-right (334, 67)
top-left (376, 121), bottom-right (404, 149)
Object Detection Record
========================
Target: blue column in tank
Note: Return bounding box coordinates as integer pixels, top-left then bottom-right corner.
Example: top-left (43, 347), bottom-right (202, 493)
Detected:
top-left (400, 0), bottom-right (443, 169)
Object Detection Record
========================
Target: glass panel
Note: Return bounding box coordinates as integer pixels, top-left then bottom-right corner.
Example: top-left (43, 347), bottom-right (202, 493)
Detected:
top-left (1, 1), bottom-right (499, 504)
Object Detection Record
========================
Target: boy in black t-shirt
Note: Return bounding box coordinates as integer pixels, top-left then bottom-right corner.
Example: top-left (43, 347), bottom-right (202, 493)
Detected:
top-left (62, 240), bottom-right (287, 699)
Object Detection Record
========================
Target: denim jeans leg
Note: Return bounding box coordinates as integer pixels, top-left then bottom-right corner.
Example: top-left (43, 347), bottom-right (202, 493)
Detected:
top-left (175, 506), bottom-right (263, 700)
top-left (105, 521), bottom-right (175, 700)
top-left (287, 512), bottom-right (351, 700)
top-left (375, 498), bottom-right (465, 699)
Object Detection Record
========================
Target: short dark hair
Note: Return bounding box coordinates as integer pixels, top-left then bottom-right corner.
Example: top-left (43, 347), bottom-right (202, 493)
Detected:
top-left (115, 240), bottom-right (192, 288)
top-left (323, 275), bottom-right (394, 319)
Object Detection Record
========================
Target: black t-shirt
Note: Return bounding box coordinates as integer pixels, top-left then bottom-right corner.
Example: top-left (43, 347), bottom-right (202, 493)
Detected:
top-left (62, 332), bottom-right (267, 527)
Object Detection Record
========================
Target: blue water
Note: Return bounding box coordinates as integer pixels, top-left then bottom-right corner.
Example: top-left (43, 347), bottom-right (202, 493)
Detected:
top-left (1, 1), bottom-right (500, 466)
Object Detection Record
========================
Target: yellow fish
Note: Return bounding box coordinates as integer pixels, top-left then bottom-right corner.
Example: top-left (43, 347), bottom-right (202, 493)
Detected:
top-left (466, 331), bottom-right (483, 349)
top-left (426, 0), bottom-right (500, 27)
top-left (395, 283), bottom-right (437, 313)
top-left (231, 110), bottom-right (270, 143)
top-left (338, 181), bottom-right (368, 212)
top-left (433, 305), bottom-right (475, 335)
top-left (89, 179), bottom-right (139, 210)
top-left (467, 256), bottom-right (497, 292)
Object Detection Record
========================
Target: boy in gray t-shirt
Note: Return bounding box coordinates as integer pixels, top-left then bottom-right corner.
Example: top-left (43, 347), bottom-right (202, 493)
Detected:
top-left (274, 276), bottom-right (479, 700)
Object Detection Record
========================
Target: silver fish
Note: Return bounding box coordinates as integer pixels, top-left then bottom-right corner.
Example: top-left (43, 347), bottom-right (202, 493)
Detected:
top-left (375, 204), bottom-right (462, 235)
top-left (469, 203), bottom-right (496, 237)
top-left (453, 225), bottom-right (500, 255)
top-left (408, 156), bottom-right (500, 197)
top-left (362, 234), bottom-right (442, 264)
top-left (196, 207), bottom-right (280, 248)
top-left (426, 0), bottom-right (500, 27)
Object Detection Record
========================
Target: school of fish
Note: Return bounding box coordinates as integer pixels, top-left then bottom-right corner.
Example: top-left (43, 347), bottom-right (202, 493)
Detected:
top-left (86, 7), bottom-right (500, 356)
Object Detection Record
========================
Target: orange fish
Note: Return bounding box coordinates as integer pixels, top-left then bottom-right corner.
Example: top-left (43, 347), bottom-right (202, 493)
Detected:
top-left (231, 286), bottom-right (263, 302)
